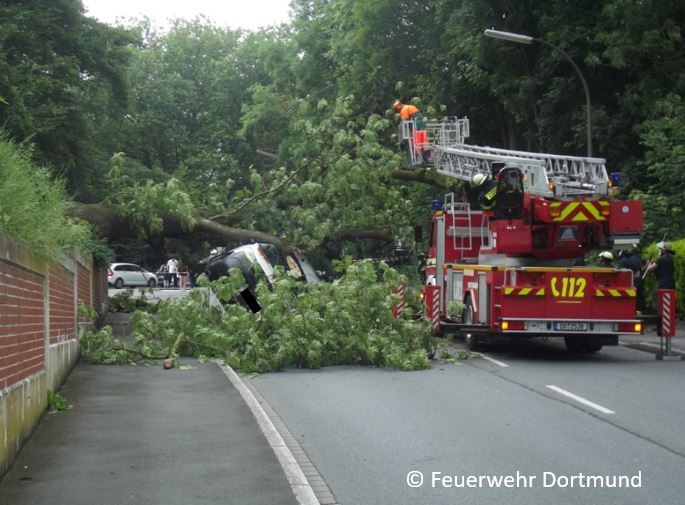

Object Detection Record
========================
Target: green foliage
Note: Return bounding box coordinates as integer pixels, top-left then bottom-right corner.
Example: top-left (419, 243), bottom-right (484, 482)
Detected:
top-left (108, 289), bottom-right (153, 313)
top-left (122, 20), bottom-right (253, 180)
top-left (80, 325), bottom-right (165, 364)
top-left (447, 301), bottom-right (465, 320)
top-left (631, 95), bottom-right (685, 241)
top-left (77, 301), bottom-right (98, 325)
top-left (47, 390), bottom-right (69, 412)
top-left (0, 134), bottom-right (102, 259)
top-left (106, 153), bottom-right (196, 238)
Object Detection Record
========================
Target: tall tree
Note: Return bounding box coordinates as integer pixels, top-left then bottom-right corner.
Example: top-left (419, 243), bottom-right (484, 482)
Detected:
top-left (0, 0), bottom-right (135, 199)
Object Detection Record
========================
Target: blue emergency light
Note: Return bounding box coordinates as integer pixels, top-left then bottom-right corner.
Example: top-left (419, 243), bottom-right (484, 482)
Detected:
top-left (431, 200), bottom-right (443, 211)
top-left (610, 172), bottom-right (621, 186)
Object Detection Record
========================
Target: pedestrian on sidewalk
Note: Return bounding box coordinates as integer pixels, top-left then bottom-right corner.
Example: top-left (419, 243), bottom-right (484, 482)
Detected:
top-left (167, 256), bottom-right (179, 288)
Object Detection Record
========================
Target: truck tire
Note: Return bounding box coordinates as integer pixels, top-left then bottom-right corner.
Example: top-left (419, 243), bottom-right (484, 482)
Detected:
top-left (583, 343), bottom-right (603, 353)
top-left (564, 337), bottom-right (583, 353)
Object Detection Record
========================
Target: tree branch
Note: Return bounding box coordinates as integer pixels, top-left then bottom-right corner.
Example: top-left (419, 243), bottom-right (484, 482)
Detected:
top-left (207, 166), bottom-right (304, 221)
top-left (391, 167), bottom-right (460, 189)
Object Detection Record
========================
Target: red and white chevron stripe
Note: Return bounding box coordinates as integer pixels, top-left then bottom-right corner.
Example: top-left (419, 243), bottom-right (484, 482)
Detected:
top-left (431, 292), bottom-right (441, 332)
top-left (391, 284), bottom-right (407, 319)
top-left (661, 291), bottom-right (673, 337)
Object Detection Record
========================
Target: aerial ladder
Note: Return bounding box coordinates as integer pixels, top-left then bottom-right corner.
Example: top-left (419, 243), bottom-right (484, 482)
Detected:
top-left (399, 116), bottom-right (641, 251)
top-left (401, 116), bottom-right (610, 199)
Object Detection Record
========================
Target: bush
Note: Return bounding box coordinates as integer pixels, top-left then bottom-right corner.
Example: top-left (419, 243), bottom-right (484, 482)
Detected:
top-left (0, 133), bottom-right (105, 260)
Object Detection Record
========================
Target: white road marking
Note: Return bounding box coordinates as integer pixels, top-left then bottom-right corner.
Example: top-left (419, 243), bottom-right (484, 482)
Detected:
top-left (219, 363), bottom-right (319, 505)
top-left (546, 385), bottom-right (615, 414)
top-left (478, 354), bottom-right (510, 367)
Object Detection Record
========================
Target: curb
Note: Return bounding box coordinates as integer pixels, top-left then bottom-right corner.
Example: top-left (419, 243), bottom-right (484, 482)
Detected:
top-left (218, 363), bottom-right (320, 505)
top-left (620, 340), bottom-right (685, 358)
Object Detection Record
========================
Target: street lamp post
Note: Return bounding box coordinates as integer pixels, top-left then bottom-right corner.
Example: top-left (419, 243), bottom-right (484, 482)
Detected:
top-left (484, 29), bottom-right (593, 157)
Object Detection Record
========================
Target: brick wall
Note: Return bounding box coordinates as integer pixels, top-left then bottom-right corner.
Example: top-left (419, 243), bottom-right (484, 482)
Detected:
top-left (48, 264), bottom-right (75, 344)
top-left (0, 262), bottom-right (45, 390)
top-left (0, 234), bottom-right (107, 476)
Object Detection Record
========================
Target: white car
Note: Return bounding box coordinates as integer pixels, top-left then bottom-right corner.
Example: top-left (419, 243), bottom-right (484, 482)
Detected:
top-left (108, 263), bottom-right (157, 288)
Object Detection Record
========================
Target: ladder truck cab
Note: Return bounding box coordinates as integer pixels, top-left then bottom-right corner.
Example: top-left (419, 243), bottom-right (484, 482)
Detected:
top-left (409, 117), bottom-right (645, 352)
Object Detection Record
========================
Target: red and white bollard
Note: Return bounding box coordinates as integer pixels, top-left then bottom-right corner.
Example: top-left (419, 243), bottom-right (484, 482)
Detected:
top-left (656, 289), bottom-right (679, 360)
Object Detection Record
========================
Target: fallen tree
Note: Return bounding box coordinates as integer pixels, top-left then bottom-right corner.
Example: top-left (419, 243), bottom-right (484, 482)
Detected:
top-left (80, 262), bottom-right (436, 372)
top-left (73, 202), bottom-right (397, 255)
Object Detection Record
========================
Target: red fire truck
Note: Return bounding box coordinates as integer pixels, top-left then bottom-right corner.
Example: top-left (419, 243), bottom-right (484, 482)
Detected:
top-left (401, 117), bottom-right (644, 352)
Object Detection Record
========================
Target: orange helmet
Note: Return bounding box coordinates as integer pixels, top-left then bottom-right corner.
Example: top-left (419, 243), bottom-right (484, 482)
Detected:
top-left (392, 100), bottom-right (402, 112)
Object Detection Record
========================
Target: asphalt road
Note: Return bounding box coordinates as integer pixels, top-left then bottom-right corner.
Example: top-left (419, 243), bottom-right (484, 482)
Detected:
top-left (249, 340), bottom-right (685, 505)
top-left (108, 287), bottom-right (189, 303)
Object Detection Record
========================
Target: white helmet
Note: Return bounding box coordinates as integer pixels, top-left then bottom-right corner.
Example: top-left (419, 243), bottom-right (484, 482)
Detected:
top-left (599, 251), bottom-right (614, 261)
top-left (472, 173), bottom-right (488, 187)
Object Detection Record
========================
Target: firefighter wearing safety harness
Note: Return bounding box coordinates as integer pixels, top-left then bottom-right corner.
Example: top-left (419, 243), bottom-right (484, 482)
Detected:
top-left (471, 173), bottom-right (498, 210)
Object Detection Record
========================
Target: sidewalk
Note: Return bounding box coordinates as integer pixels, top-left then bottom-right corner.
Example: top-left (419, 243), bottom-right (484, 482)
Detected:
top-left (620, 317), bottom-right (685, 358)
top-left (0, 359), bottom-right (298, 505)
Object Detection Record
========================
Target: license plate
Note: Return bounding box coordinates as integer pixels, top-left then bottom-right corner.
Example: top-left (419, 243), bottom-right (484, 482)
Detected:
top-left (554, 322), bottom-right (588, 331)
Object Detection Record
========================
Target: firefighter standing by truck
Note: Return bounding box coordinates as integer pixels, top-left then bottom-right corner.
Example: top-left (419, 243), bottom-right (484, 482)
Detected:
top-left (645, 242), bottom-right (676, 336)
top-left (598, 251), bottom-right (615, 267)
top-left (645, 242), bottom-right (676, 289)
top-left (619, 245), bottom-right (646, 313)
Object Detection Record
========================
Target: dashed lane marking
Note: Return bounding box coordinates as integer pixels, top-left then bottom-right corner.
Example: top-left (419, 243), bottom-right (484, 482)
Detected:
top-left (478, 354), bottom-right (510, 368)
top-left (546, 385), bottom-right (615, 415)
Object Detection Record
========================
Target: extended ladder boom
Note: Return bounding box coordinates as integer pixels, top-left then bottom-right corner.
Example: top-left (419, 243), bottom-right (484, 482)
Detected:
top-left (400, 117), bottom-right (610, 199)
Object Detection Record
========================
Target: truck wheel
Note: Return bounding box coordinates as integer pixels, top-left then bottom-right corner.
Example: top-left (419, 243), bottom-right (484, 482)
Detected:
top-left (564, 337), bottom-right (583, 353)
top-left (583, 343), bottom-right (603, 353)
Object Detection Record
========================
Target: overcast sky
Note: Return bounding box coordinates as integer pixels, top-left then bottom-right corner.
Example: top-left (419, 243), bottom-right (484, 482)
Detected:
top-left (81, 0), bottom-right (292, 31)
